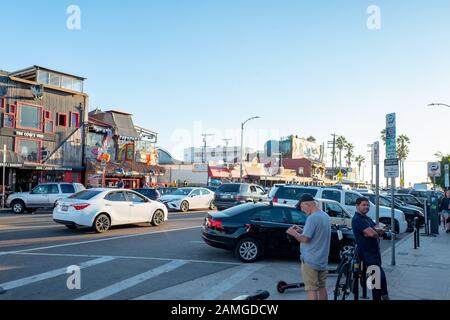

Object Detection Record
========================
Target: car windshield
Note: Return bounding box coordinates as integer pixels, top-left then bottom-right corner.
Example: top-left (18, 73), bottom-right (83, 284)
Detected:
top-left (171, 188), bottom-right (193, 196)
top-left (68, 190), bottom-right (102, 200)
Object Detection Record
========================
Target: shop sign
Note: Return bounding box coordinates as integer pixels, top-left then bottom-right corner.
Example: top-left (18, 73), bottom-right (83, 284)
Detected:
top-left (15, 130), bottom-right (45, 139)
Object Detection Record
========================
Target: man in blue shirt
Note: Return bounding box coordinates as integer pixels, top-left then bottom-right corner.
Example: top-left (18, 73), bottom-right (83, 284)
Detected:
top-left (352, 197), bottom-right (389, 300)
top-left (287, 194), bottom-right (331, 300)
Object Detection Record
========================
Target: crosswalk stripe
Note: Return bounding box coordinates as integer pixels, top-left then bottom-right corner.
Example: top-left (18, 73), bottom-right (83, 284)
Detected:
top-left (197, 264), bottom-right (265, 300)
top-left (0, 256), bottom-right (115, 291)
top-left (75, 259), bottom-right (188, 300)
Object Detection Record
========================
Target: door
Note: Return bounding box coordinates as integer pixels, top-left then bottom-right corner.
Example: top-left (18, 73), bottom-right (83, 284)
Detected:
top-left (46, 184), bottom-right (61, 206)
top-left (255, 186), bottom-right (267, 202)
top-left (103, 191), bottom-right (130, 225)
top-left (28, 185), bottom-right (50, 207)
top-left (249, 207), bottom-right (292, 255)
top-left (188, 189), bottom-right (203, 209)
top-left (124, 191), bottom-right (151, 223)
top-left (323, 201), bottom-right (349, 227)
top-left (199, 189), bottom-right (213, 208)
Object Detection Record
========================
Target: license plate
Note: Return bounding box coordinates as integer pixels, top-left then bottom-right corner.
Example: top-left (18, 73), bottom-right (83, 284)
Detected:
top-left (222, 195), bottom-right (232, 199)
top-left (62, 205), bottom-right (69, 212)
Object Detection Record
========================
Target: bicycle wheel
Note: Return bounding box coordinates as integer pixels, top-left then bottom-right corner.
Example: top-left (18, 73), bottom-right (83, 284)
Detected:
top-left (334, 262), bottom-right (353, 300)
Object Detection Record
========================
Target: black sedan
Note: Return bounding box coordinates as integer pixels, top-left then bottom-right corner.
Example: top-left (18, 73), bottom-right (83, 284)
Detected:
top-left (133, 188), bottom-right (161, 201)
top-left (202, 202), bottom-right (355, 263)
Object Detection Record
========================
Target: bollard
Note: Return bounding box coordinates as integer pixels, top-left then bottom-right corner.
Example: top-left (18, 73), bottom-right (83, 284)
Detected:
top-left (415, 217), bottom-right (420, 248)
top-left (414, 221), bottom-right (417, 249)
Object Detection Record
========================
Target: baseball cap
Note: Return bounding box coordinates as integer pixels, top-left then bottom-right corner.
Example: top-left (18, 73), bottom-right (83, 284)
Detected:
top-left (297, 194), bottom-right (315, 205)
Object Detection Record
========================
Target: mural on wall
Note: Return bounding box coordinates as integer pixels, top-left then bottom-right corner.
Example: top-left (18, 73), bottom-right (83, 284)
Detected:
top-left (86, 130), bottom-right (115, 161)
top-left (135, 141), bottom-right (159, 165)
top-left (291, 137), bottom-right (321, 162)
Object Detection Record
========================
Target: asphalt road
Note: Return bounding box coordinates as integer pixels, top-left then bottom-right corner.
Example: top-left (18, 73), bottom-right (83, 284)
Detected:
top-left (0, 210), bottom-right (407, 300)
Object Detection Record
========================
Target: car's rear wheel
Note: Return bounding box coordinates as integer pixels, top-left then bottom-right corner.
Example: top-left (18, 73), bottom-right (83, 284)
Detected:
top-left (93, 214), bottom-right (111, 233)
top-left (11, 200), bottom-right (26, 214)
top-left (180, 201), bottom-right (189, 213)
top-left (151, 210), bottom-right (165, 226)
top-left (235, 238), bottom-right (261, 263)
top-left (209, 201), bottom-right (216, 210)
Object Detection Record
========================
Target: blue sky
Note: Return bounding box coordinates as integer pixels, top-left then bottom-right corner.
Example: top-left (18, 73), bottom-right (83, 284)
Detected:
top-left (1, 0), bottom-right (449, 185)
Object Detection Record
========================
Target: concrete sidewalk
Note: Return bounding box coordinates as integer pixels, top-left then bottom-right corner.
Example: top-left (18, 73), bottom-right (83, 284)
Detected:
top-left (381, 228), bottom-right (450, 300)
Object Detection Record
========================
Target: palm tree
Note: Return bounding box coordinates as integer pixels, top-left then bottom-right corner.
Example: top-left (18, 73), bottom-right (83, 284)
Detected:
top-left (380, 129), bottom-right (386, 145)
top-left (335, 136), bottom-right (347, 170)
top-left (354, 155), bottom-right (365, 182)
top-left (306, 136), bottom-right (316, 143)
top-left (397, 134), bottom-right (410, 187)
top-left (434, 151), bottom-right (444, 160)
top-left (345, 143), bottom-right (354, 167)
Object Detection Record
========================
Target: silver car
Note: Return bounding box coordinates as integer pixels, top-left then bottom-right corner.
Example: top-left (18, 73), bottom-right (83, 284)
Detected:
top-left (7, 183), bottom-right (85, 214)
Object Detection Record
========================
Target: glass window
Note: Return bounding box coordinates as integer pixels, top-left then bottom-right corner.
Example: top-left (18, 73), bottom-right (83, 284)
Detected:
top-left (49, 73), bottom-right (61, 87)
top-left (324, 202), bottom-right (345, 218)
top-left (126, 192), bottom-right (145, 203)
top-left (322, 190), bottom-right (341, 203)
top-left (47, 184), bottom-right (59, 194)
top-left (69, 190), bottom-right (101, 200)
top-left (217, 184), bottom-right (241, 193)
top-left (44, 119), bottom-right (54, 133)
top-left (278, 187), bottom-right (318, 200)
top-left (17, 139), bottom-right (41, 163)
top-left (200, 189), bottom-right (211, 196)
top-left (32, 185), bottom-right (49, 194)
top-left (250, 186), bottom-right (257, 193)
top-left (250, 208), bottom-right (272, 222)
top-left (58, 113), bottom-right (68, 127)
top-left (3, 114), bottom-right (15, 128)
top-left (256, 187), bottom-right (266, 195)
top-left (18, 104), bottom-right (42, 130)
top-left (171, 188), bottom-right (193, 196)
top-left (61, 76), bottom-right (73, 90)
top-left (190, 189), bottom-right (201, 196)
top-left (73, 80), bottom-right (83, 92)
top-left (71, 112), bottom-right (79, 127)
top-left (105, 192), bottom-right (126, 202)
top-left (288, 209), bottom-right (308, 225)
top-left (269, 208), bottom-right (289, 223)
top-left (37, 71), bottom-right (50, 84)
top-left (60, 184), bottom-right (75, 194)
top-left (345, 192), bottom-right (359, 206)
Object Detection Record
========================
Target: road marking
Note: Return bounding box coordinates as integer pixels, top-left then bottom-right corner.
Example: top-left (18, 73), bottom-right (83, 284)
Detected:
top-left (0, 226), bottom-right (201, 255)
top-left (0, 256), bottom-right (114, 291)
top-left (197, 264), bottom-right (265, 300)
top-left (75, 260), bottom-right (188, 300)
top-left (2, 251), bottom-right (242, 266)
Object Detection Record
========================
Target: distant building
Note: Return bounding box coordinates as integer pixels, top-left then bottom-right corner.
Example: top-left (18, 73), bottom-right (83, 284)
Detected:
top-left (184, 146), bottom-right (253, 164)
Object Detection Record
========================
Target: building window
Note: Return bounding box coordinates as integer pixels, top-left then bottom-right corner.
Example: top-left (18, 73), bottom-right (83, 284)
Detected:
top-left (211, 151), bottom-right (216, 157)
top-left (0, 98), bottom-right (5, 108)
top-left (3, 113), bottom-right (15, 128)
top-left (16, 138), bottom-right (41, 163)
top-left (70, 112), bottom-right (80, 128)
top-left (7, 104), bottom-right (16, 114)
top-left (17, 103), bottom-right (42, 131)
top-left (44, 110), bottom-right (50, 119)
top-left (57, 113), bottom-right (68, 127)
top-left (44, 119), bottom-right (54, 133)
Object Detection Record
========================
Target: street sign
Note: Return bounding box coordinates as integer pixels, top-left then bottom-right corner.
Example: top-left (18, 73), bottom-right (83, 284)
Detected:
top-left (445, 164), bottom-right (449, 188)
top-left (337, 171), bottom-right (343, 181)
top-left (384, 158), bottom-right (399, 178)
top-left (427, 162), bottom-right (441, 177)
top-left (385, 113), bottom-right (397, 160)
top-left (373, 141), bottom-right (380, 165)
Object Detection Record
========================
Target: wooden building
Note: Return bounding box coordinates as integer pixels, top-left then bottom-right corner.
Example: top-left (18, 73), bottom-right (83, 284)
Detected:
top-left (0, 66), bottom-right (87, 191)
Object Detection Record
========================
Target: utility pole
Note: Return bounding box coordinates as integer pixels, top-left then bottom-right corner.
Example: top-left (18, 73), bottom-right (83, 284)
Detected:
top-left (222, 138), bottom-right (231, 165)
top-left (327, 133), bottom-right (337, 174)
top-left (201, 134), bottom-right (214, 164)
top-left (367, 143), bottom-right (374, 187)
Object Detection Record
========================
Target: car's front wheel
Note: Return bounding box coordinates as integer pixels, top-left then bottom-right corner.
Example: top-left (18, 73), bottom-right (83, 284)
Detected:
top-left (93, 214), bottom-right (111, 233)
top-left (11, 200), bottom-right (26, 214)
top-left (235, 238), bottom-right (262, 263)
top-left (151, 210), bottom-right (165, 226)
top-left (180, 201), bottom-right (189, 213)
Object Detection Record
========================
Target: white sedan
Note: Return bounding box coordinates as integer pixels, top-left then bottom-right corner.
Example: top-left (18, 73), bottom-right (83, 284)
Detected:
top-left (53, 188), bottom-right (168, 233)
top-left (159, 187), bottom-right (215, 212)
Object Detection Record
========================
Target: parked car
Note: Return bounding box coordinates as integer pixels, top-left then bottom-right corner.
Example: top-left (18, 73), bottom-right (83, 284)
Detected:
top-left (394, 194), bottom-right (424, 210)
top-left (53, 188), bottom-right (168, 233)
top-left (157, 187), bottom-right (178, 196)
top-left (201, 202), bottom-right (355, 263)
top-left (361, 193), bottom-right (424, 231)
top-left (214, 183), bottom-right (268, 210)
top-left (159, 187), bottom-right (215, 212)
top-left (269, 185), bottom-right (408, 233)
top-left (205, 186), bottom-right (218, 193)
top-left (133, 188), bottom-right (161, 201)
top-left (7, 183), bottom-right (85, 214)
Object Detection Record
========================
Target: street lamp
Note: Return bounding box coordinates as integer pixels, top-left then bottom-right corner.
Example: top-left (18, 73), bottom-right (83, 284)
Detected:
top-left (240, 116), bottom-right (260, 182)
top-left (428, 103), bottom-right (450, 108)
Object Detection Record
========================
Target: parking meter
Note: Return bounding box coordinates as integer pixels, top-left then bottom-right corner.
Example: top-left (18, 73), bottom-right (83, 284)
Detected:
top-left (429, 196), bottom-right (440, 234)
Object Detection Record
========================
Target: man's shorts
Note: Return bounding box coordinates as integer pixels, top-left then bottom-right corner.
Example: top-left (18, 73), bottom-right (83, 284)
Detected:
top-left (301, 260), bottom-right (327, 291)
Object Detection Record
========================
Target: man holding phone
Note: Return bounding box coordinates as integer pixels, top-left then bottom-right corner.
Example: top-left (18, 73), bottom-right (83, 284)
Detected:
top-left (286, 194), bottom-right (331, 300)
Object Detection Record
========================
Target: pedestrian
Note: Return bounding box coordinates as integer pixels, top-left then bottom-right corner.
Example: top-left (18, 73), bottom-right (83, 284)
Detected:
top-left (117, 178), bottom-right (124, 189)
top-left (286, 194), bottom-right (331, 300)
top-left (352, 197), bottom-right (389, 300)
top-left (143, 180), bottom-right (150, 189)
top-left (439, 190), bottom-right (450, 233)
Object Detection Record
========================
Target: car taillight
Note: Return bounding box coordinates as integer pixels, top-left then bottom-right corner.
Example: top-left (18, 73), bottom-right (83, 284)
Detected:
top-left (207, 217), bottom-right (224, 230)
top-left (273, 197), bottom-right (278, 203)
top-left (234, 196), bottom-right (242, 201)
top-left (71, 203), bottom-right (90, 210)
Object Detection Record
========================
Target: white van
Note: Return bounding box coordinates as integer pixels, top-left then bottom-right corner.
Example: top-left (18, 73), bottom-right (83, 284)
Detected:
top-left (269, 185), bottom-right (407, 234)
